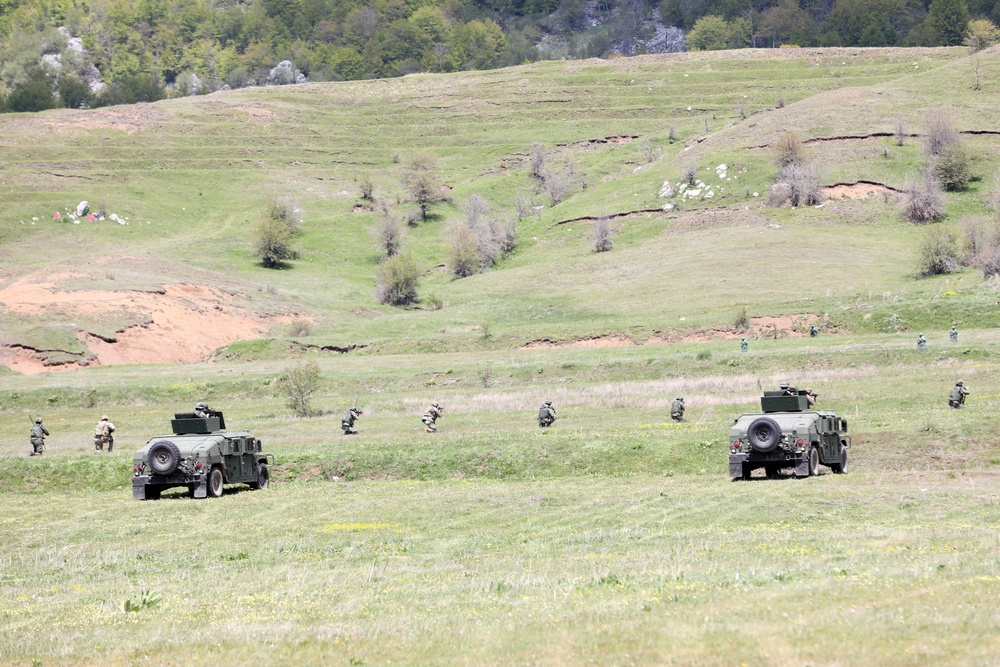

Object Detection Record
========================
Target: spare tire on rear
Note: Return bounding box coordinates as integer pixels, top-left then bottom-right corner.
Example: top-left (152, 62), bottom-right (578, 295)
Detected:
top-left (746, 417), bottom-right (782, 452)
top-left (148, 440), bottom-right (182, 475)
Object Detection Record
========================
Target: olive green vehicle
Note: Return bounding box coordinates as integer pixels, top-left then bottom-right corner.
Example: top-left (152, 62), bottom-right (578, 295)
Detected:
top-left (728, 390), bottom-right (850, 480)
top-left (132, 412), bottom-right (273, 500)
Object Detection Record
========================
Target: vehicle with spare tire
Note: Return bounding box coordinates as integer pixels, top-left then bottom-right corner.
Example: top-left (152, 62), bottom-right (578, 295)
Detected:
top-left (728, 388), bottom-right (850, 480)
top-left (132, 411), bottom-right (273, 500)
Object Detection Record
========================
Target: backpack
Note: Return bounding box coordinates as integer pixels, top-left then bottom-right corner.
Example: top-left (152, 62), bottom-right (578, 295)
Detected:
top-left (95, 421), bottom-right (111, 438)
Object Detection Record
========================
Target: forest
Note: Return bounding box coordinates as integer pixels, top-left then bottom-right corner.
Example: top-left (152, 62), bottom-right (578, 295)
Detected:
top-left (0, 0), bottom-right (998, 111)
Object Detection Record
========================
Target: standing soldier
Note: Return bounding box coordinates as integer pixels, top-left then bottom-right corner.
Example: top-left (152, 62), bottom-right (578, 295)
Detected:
top-left (671, 397), bottom-right (685, 422)
top-left (810, 324), bottom-right (818, 337)
top-left (422, 402), bottom-right (443, 433)
top-left (948, 380), bottom-right (970, 409)
top-left (29, 417), bottom-right (49, 456)
top-left (342, 406), bottom-right (362, 435)
top-left (538, 401), bottom-right (556, 428)
top-left (917, 333), bottom-right (927, 350)
top-left (93, 415), bottom-right (116, 453)
top-left (740, 337), bottom-right (748, 353)
top-left (950, 325), bottom-right (958, 343)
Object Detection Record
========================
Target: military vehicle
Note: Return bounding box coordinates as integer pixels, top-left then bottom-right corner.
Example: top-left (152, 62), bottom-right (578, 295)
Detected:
top-left (132, 412), bottom-right (272, 500)
top-left (728, 389), bottom-right (850, 480)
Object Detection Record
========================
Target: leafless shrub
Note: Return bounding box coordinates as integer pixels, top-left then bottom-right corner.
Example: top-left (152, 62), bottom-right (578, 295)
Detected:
top-left (961, 216), bottom-right (1000, 258)
top-left (772, 162), bottom-right (821, 206)
top-left (404, 209), bottom-right (422, 227)
top-left (668, 126), bottom-right (678, 142)
top-left (447, 224), bottom-right (479, 278)
top-left (894, 116), bottom-right (907, 146)
top-left (775, 97), bottom-right (786, 109)
top-left (924, 108), bottom-right (959, 157)
top-left (638, 138), bottom-right (659, 163)
top-left (358, 173), bottom-right (375, 201)
top-left (528, 143), bottom-right (546, 180)
top-left (375, 252), bottom-right (420, 305)
top-left (267, 199), bottom-right (303, 235)
top-left (934, 143), bottom-right (974, 191)
top-left (917, 226), bottom-right (962, 276)
top-left (478, 366), bottom-right (493, 388)
top-left (902, 170), bottom-right (946, 224)
top-left (463, 194), bottom-right (491, 227)
top-left (682, 166), bottom-right (697, 186)
top-left (404, 153), bottom-right (445, 220)
top-left (370, 206), bottom-right (404, 257)
top-left (734, 306), bottom-right (749, 331)
top-left (287, 318), bottom-right (313, 337)
top-left (735, 103), bottom-right (747, 120)
top-left (514, 191), bottom-right (534, 221)
top-left (774, 130), bottom-right (805, 167)
top-left (977, 245), bottom-right (1000, 277)
top-left (543, 164), bottom-right (581, 204)
top-left (591, 217), bottom-right (614, 253)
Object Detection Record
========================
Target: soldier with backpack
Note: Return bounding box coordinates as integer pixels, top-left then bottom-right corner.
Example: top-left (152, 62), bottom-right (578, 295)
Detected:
top-left (538, 401), bottom-right (556, 428)
top-left (29, 417), bottom-right (49, 456)
top-left (93, 415), bottom-right (116, 452)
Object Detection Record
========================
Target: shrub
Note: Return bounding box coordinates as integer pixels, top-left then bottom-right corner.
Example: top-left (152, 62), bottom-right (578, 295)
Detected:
top-left (404, 153), bottom-right (446, 220)
top-left (267, 199), bottom-right (303, 234)
top-left (278, 359), bottom-right (321, 417)
top-left (772, 162), bottom-right (821, 206)
top-left (543, 163), bottom-right (581, 204)
top-left (287, 318), bottom-right (312, 337)
top-left (463, 194), bottom-right (490, 228)
top-left (370, 206), bottom-right (403, 257)
top-left (7, 70), bottom-right (58, 112)
top-left (734, 306), bottom-right (749, 330)
top-left (528, 143), bottom-right (546, 180)
top-left (447, 225), bottom-right (479, 278)
top-left (638, 138), bottom-right (659, 163)
top-left (960, 216), bottom-right (999, 259)
top-left (58, 75), bottom-right (92, 109)
top-left (917, 226), bottom-right (962, 276)
top-left (774, 130), bottom-right (805, 167)
top-left (514, 191), bottom-right (534, 221)
top-left (894, 116), bottom-right (907, 146)
top-left (965, 18), bottom-right (1000, 51)
top-left (375, 252), bottom-right (420, 305)
top-left (94, 73), bottom-right (165, 107)
top-left (682, 166), bottom-right (697, 186)
top-left (924, 108), bottom-right (959, 157)
top-left (934, 143), bottom-right (973, 191)
top-left (252, 215), bottom-right (297, 268)
top-left (902, 170), bottom-right (945, 223)
top-left (358, 172), bottom-right (375, 201)
top-left (977, 245), bottom-right (1000, 278)
top-left (591, 217), bottom-right (614, 253)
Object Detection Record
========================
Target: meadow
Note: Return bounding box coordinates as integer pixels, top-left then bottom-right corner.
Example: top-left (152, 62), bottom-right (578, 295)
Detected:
top-left (3, 45), bottom-right (1000, 664)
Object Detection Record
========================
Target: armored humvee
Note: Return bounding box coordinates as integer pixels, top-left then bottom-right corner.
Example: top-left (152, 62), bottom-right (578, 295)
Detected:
top-left (132, 412), bottom-right (272, 500)
top-left (728, 390), bottom-right (850, 480)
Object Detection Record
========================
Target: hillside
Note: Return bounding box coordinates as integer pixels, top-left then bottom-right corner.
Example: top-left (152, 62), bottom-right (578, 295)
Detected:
top-left (1, 46), bottom-right (999, 372)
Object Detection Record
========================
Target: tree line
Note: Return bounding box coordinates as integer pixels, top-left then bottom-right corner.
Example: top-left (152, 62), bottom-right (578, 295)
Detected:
top-left (1, 0), bottom-right (999, 113)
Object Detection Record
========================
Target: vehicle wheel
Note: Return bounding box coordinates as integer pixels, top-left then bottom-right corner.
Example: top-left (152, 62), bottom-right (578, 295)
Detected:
top-left (831, 447), bottom-right (848, 474)
top-left (808, 446), bottom-right (820, 476)
top-left (144, 485), bottom-right (161, 501)
top-left (746, 417), bottom-right (781, 453)
top-left (208, 467), bottom-right (224, 498)
top-left (148, 440), bottom-right (182, 475)
top-left (249, 464), bottom-right (270, 490)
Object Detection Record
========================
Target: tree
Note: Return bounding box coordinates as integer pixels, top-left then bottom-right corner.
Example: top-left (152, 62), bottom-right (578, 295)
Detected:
top-left (94, 73), bottom-right (165, 107)
top-left (252, 212), bottom-right (298, 268)
top-left (447, 224), bottom-right (479, 278)
top-left (760, 0), bottom-right (817, 46)
top-left (822, 0), bottom-right (905, 46)
top-left (687, 15), bottom-right (746, 50)
top-left (934, 144), bottom-right (974, 191)
top-left (917, 226), bottom-right (962, 276)
top-left (927, 0), bottom-right (970, 45)
top-left (370, 206), bottom-right (404, 257)
top-left (6, 70), bottom-right (58, 112)
top-left (965, 18), bottom-right (1000, 51)
top-left (404, 153), bottom-right (446, 220)
top-left (58, 75), bottom-right (93, 109)
top-left (278, 359), bottom-right (321, 417)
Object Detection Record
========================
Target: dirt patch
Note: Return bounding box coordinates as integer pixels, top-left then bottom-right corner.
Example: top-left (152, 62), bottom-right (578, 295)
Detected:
top-left (521, 335), bottom-right (636, 349)
top-left (649, 315), bottom-right (823, 343)
top-left (821, 181), bottom-right (900, 200)
top-left (0, 274), bottom-right (296, 374)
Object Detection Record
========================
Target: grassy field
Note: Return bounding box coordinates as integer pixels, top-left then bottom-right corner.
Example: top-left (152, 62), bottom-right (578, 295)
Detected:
top-left (3, 46), bottom-right (1000, 664)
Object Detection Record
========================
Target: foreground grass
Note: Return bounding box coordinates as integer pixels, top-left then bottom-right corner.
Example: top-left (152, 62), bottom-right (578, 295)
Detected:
top-left (1, 474), bottom-right (998, 666)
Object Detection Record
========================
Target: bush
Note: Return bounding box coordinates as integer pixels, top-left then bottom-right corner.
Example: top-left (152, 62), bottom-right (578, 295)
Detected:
top-left (447, 225), bottom-right (479, 278)
top-left (924, 108), bottom-right (959, 157)
top-left (965, 18), bottom-right (1000, 51)
top-left (960, 216), bottom-right (999, 259)
top-left (591, 217), bottom-right (614, 253)
top-left (252, 215), bottom-right (297, 268)
top-left (772, 162), bottom-right (821, 206)
top-left (94, 73), bottom-right (165, 107)
top-left (543, 163), bottom-right (581, 204)
top-left (917, 226), bottom-right (962, 276)
top-left (902, 170), bottom-right (946, 224)
top-left (934, 143), bottom-right (973, 191)
top-left (358, 173), bottom-right (375, 201)
top-left (58, 75), bottom-right (92, 109)
top-left (774, 130), bottom-right (805, 167)
top-left (7, 70), bottom-right (58, 112)
top-left (375, 252), bottom-right (420, 305)
top-left (278, 359), bottom-right (321, 417)
top-left (370, 206), bottom-right (403, 257)
top-left (894, 116), bottom-right (907, 146)
top-left (528, 143), bottom-right (546, 180)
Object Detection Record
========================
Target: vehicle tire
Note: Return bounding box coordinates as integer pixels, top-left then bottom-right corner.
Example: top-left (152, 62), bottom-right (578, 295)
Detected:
top-left (249, 464), bottom-right (270, 490)
top-left (831, 447), bottom-right (848, 474)
top-left (208, 467), bottom-right (224, 498)
top-left (144, 485), bottom-right (161, 501)
top-left (148, 440), bottom-right (182, 475)
top-left (808, 446), bottom-right (820, 476)
top-left (746, 417), bottom-right (781, 453)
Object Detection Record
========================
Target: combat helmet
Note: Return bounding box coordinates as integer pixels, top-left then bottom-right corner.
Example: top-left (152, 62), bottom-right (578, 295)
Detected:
top-left (101, 414), bottom-right (109, 420)
top-left (34, 417), bottom-right (42, 423)
top-left (195, 402), bottom-right (209, 411)
top-left (956, 380), bottom-right (964, 386)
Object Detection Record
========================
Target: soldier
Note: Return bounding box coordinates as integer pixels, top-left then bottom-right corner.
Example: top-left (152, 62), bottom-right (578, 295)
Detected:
top-left (810, 324), bottom-right (818, 337)
top-left (917, 333), bottom-right (927, 350)
top-left (670, 397), bottom-right (685, 422)
top-left (538, 401), bottom-right (556, 428)
top-left (948, 380), bottom-right (970, 409)
top-left (740, 337), bottom-right (748, 353)
top-left (779, 382), bottom-right (792, 394)
top-left (422, 402), bottom-right (443, 433)
top-left (950, 325), bottom-right (958, 343)
top-left (93, 415), bottom-right (116, 453)
top-left (342, 407), bottom-right (362, 435)
top-left (29, 417), bottom-right (49, 456)
top-left (194, 402), bottom-right (216, 418)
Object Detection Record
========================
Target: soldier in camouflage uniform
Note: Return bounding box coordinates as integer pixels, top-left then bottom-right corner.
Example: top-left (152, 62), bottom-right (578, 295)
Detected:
top-left (917, 333), bottom-right (927, 350)
top-left (538, 401), bottom-right (556, 428)
top-left (342, 407), bottom-right (362, 435)
top-left (29, 418), bottom-right (49, 456)
top-left (948, 380), bottom-right (970, 409)
top-left (950, 325), bottom-right (958, 343)
top-left (810, 325), bottom-right (818, 337)
top-left (194, 402), bottom-right (217, 418)
top-left (740, 337), bottom-right (748, 353)
top-left (93, 415), bottom-right (116, 452)
top-left (670, 397), bottom-right (685, 422)
top-left (422, 402), bottom-right (443, 433)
